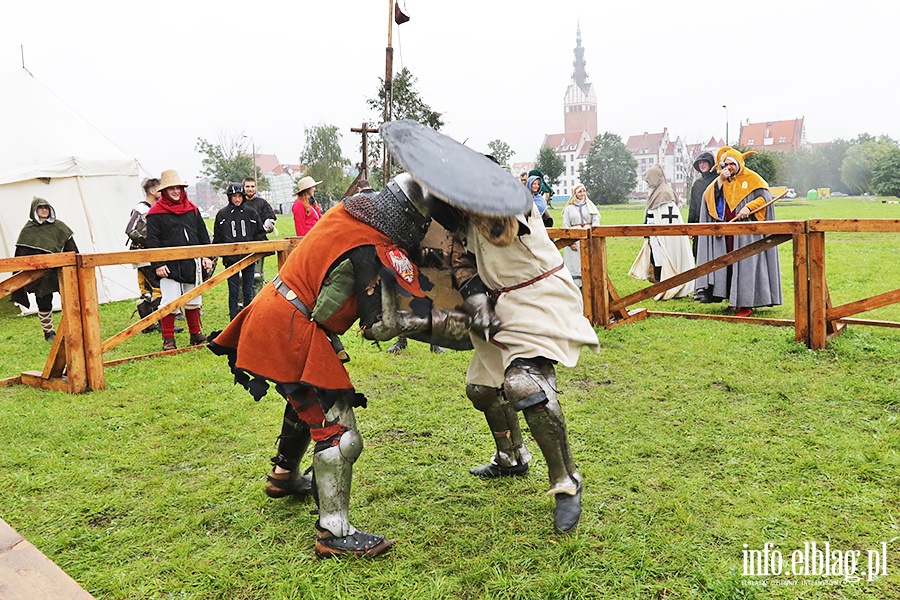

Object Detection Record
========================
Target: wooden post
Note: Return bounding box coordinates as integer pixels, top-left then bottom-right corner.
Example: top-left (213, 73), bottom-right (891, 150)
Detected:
top-left (593, 234), bottom-right (609, 327)
top-left (808, 230), bottom-right (827, 349)
top-left (59, 265), bottom-right (87, 392)
top-left (350, 122), bottom-right (379, 180)
top-left (792, 230), bottom-right (809, 346)
top-left (579, 231), bottom-right (594, 324)
top-left (76, 260), bottom-right (105, 390)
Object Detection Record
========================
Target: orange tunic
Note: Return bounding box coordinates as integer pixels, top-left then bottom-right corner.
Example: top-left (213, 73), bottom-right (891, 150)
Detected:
top-left (211, 204), bottom-right (423, 392)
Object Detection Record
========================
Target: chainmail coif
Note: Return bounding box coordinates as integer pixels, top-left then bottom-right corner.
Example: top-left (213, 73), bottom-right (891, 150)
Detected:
top-left (343, 184), bottom-right (430, 251)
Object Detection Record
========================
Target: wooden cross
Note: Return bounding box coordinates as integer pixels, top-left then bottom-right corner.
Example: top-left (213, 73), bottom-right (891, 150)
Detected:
top-left (350, 122), bottom-right (379, 180)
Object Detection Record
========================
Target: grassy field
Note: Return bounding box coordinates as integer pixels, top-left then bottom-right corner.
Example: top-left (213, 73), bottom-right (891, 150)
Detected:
top-left (1, 198), bottom-right (899, 599)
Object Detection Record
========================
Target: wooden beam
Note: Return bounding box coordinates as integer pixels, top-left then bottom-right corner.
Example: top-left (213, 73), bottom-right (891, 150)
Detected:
top-left (20, 371), bottom-right (71, 392)
top-left (102, 345), bottom-right (204, 366)
top-left (808, 218), bottom-right (900, 233)
top-left (76, 240), bottom-right (289, 268)
top-left (837, 318), bottom-right (900, 329)
top-left (606, 307), bottom-right (647, 328)
top-left (76, 261), bottom-right (105, 391)
top-left (41, 312), bottom-right (67, 379)
top-left (593, 237), bottom-right (609, 326)
top-left (0, 269), bottom-right (49, 300)
top-left (590, 221), bottom-right (805, 237)
top-left (792, 230), bottom-right (810, 345)
top-left (828, 288), bottom-right (900, 321)
top-left (0, 376), bottom-right (23, 387)
top-left (0, 252), bottom-right (76, 273)
top-left (611, 234), bottom-right (792, 312)
top-left (646, 311), bottom-right (794, 327)
top-left (59, 266), bottom-right (87, 392)
top-left (807, 231), bottom-right (827, 350)
top-left (101, 253), bottom-right (260, 354)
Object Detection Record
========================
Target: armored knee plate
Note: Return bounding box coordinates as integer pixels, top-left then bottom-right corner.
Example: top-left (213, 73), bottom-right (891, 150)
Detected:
top-left (466, 384), bottom-right (531, 468)
top-left (504, 358), bottom-right (580, 496)
top-left (313, 401), bottom-right (363, 538)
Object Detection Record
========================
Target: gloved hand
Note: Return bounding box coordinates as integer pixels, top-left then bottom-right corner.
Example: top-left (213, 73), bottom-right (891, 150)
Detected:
top-left (459, 293), bottom-right (501, 337)
top-left (431, 309), bottom-right (472, 340)
top-left (264, 218), bottom-right (275, 233)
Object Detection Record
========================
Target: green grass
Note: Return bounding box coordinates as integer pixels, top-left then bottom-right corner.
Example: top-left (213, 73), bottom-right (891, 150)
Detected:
top-left (1, 201), bottom-right (899, 599)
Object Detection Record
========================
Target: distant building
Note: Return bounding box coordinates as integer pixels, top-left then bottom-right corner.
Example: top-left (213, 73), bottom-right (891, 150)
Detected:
top-left (510, 161), bottom-right (535, 181)
top-left (738, 118), bottom-right (806, 152)
top-left (186, 178), bottom-right (223, 213)
top-left (626, 129), bottom-right (696, 198)
top-left (244, 152), bottom-right (308, 210)
top-left (626, 130), bottom-right (668, 196)
top-left (541, 24), bottom-right (598, 199)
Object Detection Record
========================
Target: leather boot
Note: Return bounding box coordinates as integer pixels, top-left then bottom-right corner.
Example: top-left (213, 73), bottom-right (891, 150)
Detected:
top-left (162, 337), bottom-right (176, 351)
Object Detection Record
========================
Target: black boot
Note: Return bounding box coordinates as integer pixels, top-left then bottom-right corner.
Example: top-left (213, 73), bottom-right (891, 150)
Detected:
top-left (387, 336), bottom-right (407, 354)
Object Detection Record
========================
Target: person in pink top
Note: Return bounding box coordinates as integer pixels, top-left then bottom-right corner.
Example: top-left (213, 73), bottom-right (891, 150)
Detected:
top-left (291, 176), bottom-right (323, 236)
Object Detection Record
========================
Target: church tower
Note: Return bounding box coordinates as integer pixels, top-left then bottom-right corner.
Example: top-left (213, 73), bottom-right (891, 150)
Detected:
top-left (563, 24), bottom-right (598, 139)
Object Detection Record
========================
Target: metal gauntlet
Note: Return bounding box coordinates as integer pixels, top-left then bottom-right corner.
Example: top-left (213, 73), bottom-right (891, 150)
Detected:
top-left (364, 283), bottom-right (471, 341)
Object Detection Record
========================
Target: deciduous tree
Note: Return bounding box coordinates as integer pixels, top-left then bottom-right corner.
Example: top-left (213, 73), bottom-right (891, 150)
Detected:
top-left (578, 132), bottom-right (637, 204)
top-left (841, 136), bottom-right (898, 194)
top-left (487, 139), bottom-right (515, 168)
top-left (535, 147), bottom-right (565, 189)
top-left (870, 146), bottom-right (900, 197)
top-left (299, 123), bottom-right (352, 201)
top-left (366, 67), bottom-right (444, 187)
top-left (196, 132), bottom-right (267, 192)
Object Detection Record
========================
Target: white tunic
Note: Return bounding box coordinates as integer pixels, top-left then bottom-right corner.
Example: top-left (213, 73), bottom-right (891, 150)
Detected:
top-left (629, 200), bottom-right (695, 300)
top-left (561, 201), bottom-right (600, 286)
top-left (465, 206), bottom-right (600, 388)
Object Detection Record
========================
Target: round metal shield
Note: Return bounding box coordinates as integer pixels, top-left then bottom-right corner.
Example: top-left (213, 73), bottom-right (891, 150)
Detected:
top-left (381, 120), bottom-right (532, 217)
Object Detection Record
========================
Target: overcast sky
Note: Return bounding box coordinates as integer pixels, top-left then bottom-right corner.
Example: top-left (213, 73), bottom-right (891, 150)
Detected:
top-left (4, 0), bottom-right (898, 185)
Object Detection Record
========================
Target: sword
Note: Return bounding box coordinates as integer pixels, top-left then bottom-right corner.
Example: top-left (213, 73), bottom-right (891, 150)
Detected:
top-left (728, 190), bottom-right (788, 222)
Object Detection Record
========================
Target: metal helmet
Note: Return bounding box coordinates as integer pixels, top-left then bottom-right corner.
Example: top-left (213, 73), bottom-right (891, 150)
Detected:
top-left (380, 120), bottom-right (531, 217)
top-left (343, 172), bottom-right (432, 251)
top-left (225, 182), bottom-right (245, 198)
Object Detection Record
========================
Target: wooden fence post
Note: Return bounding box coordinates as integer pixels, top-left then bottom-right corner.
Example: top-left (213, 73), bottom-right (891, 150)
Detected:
top-left (59, 265), bottom-right (87, 393)
top-left (579, 230), bottom-right (594, 324)
top-left (76, 259), bottom-right (105, 390)
top-left (792, 228), bottom-right (809, 346)
top-left (808, 230), bottom-right (827, 349)
top-left (592, 234), bottom-right (609, 327)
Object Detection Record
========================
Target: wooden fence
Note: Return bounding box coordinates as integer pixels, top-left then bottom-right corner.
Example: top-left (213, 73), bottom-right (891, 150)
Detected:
top-left (548, 218), bottom-right (900, 350)
top-left (2, 219), bottom-right (898, 393)
top-left (0, 240), bottom-right (298, 393)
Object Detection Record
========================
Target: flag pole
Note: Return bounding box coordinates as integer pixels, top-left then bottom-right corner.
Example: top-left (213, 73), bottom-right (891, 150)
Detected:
top-left (383, 0), bottom-right (394, 183)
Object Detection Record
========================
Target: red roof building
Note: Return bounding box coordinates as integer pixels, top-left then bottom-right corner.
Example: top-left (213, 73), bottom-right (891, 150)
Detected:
top-left (738, 118), bottom-right (806, 152)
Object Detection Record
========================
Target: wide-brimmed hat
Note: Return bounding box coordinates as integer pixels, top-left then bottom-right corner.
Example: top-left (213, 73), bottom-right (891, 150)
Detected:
top-left (159, 169), bottom-right (188, 190)
top-left (294, 176), bottom-right (323, 195)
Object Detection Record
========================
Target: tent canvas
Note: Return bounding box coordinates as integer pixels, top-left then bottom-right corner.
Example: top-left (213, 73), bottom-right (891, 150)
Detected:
top-left (0, 70), bottom-right (141, 310)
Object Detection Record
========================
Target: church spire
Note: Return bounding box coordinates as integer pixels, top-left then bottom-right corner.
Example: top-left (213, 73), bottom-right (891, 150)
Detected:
top-left (572, 22), bottom-right (589, 95)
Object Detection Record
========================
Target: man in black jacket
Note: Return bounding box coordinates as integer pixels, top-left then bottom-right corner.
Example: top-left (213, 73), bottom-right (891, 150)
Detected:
top-left (689, 152), bottom-right (717, 259)
top-left (242, 177), bottom-right (276, 295)
top-left (214, 183), bottom-right (267, 320)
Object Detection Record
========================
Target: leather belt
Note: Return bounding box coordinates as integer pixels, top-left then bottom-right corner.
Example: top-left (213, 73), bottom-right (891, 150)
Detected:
top-left (272, 276), bottom-right (349, 362)
top-left (488, 263), bottom-right (565, 301)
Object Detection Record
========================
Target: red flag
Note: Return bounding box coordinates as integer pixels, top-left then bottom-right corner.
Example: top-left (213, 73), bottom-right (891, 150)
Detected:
top-left (394, 2), bottom-right (410, 24)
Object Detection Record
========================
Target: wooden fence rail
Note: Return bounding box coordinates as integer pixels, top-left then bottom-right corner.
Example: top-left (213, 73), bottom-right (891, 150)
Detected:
top-left (1, 239), bottom-right (299, 393)
top-left (548, 219), bottom-right (900, 350)
top-left (2, 220), bottom-right (899, 393)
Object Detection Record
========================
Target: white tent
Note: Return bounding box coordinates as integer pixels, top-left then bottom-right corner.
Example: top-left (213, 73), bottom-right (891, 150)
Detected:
top-left (0, 70), bottom-right (141, 308)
